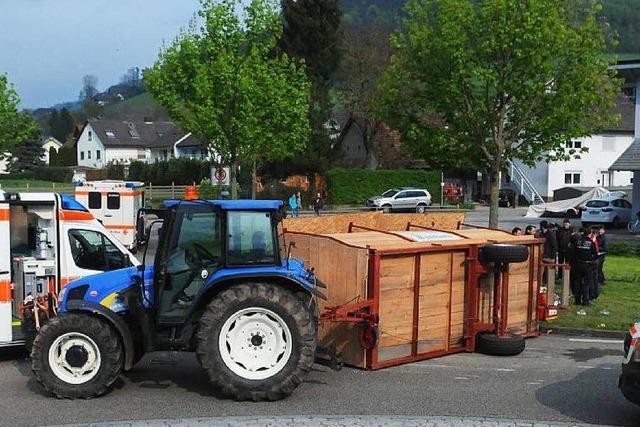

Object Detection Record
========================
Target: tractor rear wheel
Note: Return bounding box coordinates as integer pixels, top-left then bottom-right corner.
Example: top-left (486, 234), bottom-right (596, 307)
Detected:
top-left (31, 313), bottom-right (124, 399)
top-left (196, 283), bottom-right (316, 401)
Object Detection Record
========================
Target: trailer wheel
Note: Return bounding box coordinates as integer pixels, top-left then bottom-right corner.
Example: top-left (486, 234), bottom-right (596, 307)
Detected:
top-left (479, 244), bottom-right (529, 264)
top-left (31, 313), bottom-right (123, 399)
top-left (196, 283), bottom-right (316, 401)
top-left (476, 333), bottom-right (525, 356)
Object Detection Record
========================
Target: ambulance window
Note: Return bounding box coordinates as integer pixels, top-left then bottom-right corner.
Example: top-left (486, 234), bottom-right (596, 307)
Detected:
top-left (107, 193), bottom-right (120, 210)
top-left (68, 229), bottom-right (130, 271)
top-left (88, 192), bottom-right (101, 209)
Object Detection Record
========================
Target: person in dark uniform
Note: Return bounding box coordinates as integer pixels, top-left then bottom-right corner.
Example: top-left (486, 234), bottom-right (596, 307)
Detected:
top-left (568, 227), bottom-right (580, 299)
top-left (572, 227), bottom-right (599, 306)
top-left (556, 218), bottom-right (572, 281)
top-left (596, 225), bottom-right (607, 286)
top-left (589, 226), bottom-right (601, 300)
top-left (538, 220), bottom-right (558, 285)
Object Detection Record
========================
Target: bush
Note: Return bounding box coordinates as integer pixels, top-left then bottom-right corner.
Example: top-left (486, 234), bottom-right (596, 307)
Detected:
top-left (0, 168), bottom-right (74, 183)
top-left (128, 159), bottom-right (212, 185)
top-left (325, 168), bottom-right (442, 205)
top-left (607, 241), bottom-right (640, 257)
top-left (258, 181), bottom-right (314, 209)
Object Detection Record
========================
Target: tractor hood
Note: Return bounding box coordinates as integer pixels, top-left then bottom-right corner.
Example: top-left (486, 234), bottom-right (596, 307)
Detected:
top-left (59, 266), bottom-right (154, 313)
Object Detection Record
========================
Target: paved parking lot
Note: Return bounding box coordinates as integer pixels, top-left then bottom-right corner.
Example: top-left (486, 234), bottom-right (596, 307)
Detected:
top-left (1, 335), bottom-right (638, 426)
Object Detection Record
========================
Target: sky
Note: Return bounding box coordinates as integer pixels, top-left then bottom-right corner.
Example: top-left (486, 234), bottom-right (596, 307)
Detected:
top-left (0, 0), bottom-right (205, 109)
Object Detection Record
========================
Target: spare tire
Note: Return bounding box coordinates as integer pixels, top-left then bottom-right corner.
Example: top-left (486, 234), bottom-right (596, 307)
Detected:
top-left (476, 332), bottom-right (525, 356)
top-left (479, 244), bottom-right (529, 264)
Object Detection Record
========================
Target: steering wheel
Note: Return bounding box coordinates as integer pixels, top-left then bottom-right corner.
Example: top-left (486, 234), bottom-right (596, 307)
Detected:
top-left (184, 241), bottom-right (217, 267)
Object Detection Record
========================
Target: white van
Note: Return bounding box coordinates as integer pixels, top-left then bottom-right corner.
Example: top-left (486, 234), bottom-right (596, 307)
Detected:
top-left (75, 181), bottom-right (145, 251)
top-left (0, 191), bottom-right (138, 347)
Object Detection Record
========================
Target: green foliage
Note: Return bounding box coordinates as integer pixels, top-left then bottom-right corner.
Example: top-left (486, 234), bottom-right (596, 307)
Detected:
top-left (0, 168), bottom-right (74, 183)
top-left (257, 181), bottom-right (314, 208)
top-left (325, 167), bottom-right (441, 205)
top-left (377, 0), bottom-right (619, 227)
top-left (48, 108), bottom-right (74, 142)
top-left (0, 74), bottom-right (37, 154)
top-left (8, 130), bottom-right (45, 173)
top-left (104, 163), bottom-right (126, 180)
top-left (127, 159), bottom-right (212, 185)
top-left (145, 0), bottom-right (311, 199)
top-left (49, 146), bottom-right (77, 167)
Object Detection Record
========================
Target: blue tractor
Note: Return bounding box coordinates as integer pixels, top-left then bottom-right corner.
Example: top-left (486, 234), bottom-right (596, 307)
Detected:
top-left (31, 199), bottom-right (322, 401)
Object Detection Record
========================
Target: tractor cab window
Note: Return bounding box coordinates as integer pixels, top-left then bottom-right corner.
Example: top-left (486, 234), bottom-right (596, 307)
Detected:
top-left (68, 229), bottom-right (130, 272)
top-left (227, 211), bottom-right (276, 265)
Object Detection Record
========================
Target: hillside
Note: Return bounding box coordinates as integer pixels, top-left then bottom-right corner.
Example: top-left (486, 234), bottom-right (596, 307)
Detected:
top-left (340, 0), bottom-right (640, 55)
top-left (100, 92), bottom-right (169, 121)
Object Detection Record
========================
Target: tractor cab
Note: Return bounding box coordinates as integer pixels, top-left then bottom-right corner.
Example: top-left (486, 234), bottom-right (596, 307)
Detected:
top-left (38, 196), bottom-right (320, 401)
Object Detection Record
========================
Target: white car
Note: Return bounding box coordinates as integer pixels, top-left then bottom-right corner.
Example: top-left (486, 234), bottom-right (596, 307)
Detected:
top-left (581, 196), bottom-right (632, 228)
top-left (367, 187), bottom-right (432, 213)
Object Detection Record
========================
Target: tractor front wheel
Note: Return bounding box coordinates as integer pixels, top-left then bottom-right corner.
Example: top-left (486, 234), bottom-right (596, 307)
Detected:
top-left (196, 283), bottom-right (316, 401)
top-left (31, 313), bottom-right (124, 399)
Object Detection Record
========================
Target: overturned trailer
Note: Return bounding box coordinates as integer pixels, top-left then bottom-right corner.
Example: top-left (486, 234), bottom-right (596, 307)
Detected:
top-left (284, 212), bottom-right (542, 369)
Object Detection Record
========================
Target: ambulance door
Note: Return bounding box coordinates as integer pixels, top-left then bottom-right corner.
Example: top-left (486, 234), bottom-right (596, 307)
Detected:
top-left (62, 223), bottom-right (135, 278)
top-left (104, 191), bottom-right (129, 247)
top-left (0, 202), bottom-right (11, 342)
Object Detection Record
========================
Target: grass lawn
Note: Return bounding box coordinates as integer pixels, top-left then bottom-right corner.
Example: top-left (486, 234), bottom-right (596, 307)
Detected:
top-left (543, 256), bottom-right (640, 331)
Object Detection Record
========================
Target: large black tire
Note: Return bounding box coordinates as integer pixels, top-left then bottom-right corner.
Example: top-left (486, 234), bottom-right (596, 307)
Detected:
top-left (476, 332), bottom-right (526, 356)
top-left (31, 313), bottom-right (124, 399)
top-left (479, 244), bottom-right (529, 264)
top-left (196, 283), bottom-right (316, 401)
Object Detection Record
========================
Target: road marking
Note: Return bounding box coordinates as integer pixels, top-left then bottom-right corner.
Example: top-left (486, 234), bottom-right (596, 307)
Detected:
top-left (454, 376), bottom-right (469, 380)
top-left (577, 365), bottom-right (594, 369)
top-left (600, 367), bottom-right (614, 370)
top-left (568, 338), bottom-right (624, 344)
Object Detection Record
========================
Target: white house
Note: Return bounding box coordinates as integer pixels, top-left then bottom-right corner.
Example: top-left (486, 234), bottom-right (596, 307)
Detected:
top-left (76, 119), bottom-right (212, 169)
top-left (502, 99), bottom-right (636, 201)
top-left (41, 137), bottom-right (63, 165)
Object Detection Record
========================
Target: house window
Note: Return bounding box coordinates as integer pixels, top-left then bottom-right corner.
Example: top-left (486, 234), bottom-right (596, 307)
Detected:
top-left (105, 131), bottom-right (116, 139)
top-left (88, 131), bottom-right (92, 141)
top-left (87, 150), bottom-right (91, 159)
top-left (566, 140), bottom-right (582, 149)
top-left (162, 149), bottom-right (168, 160)
top-left (96, 150), bottom-right (101, 160)
top-left (80, 151), bottom-right (85, 160)
top-left (564, 172), bottom-right (581, 185)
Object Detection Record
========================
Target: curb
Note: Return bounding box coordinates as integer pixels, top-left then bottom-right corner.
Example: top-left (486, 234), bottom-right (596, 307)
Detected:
top-left (540, 324), bottom-right (627, 339)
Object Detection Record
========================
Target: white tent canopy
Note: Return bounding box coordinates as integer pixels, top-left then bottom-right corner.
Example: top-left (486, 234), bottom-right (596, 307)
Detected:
top-left (525, 187), bottom-right (625, 218)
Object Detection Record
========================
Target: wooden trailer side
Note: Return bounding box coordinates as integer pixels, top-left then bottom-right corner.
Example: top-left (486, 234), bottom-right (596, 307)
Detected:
top-left (285, 231), bottom-right (370, 367)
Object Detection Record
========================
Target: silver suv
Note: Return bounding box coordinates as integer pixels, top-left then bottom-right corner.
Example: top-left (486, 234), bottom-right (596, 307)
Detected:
top-left (367, 187), bottom-right (432, 213)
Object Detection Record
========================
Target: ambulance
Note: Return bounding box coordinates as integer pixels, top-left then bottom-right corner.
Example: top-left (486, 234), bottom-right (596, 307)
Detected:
top-left (74, 181), bottom-right (145, 252)
top-left (0, 191), bottom-right (139, 347)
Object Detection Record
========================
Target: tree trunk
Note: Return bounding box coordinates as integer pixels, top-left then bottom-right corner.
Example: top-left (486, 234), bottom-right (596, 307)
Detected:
top-left (251, 160), bottom-right (257, 200)
top-left (230, 158), bottom-right (238, 200)
top-left (489, 167), bottom-right (500, 229)
top-left (216, 162), bottom-right (223, 199)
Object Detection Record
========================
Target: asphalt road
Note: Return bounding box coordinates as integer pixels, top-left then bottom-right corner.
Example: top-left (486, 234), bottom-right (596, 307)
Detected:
top-left (0, 335), bottom-right (638, 426)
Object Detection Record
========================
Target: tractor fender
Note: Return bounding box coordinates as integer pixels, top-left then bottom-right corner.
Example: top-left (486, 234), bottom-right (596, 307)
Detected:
top-left (65, 300), bottom-right (136, 371)
top-left (189, 273), bottom-right (322, 320)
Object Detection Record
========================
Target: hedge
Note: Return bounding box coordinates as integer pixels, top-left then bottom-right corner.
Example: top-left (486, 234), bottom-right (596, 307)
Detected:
top-left (607, 241), bottom-right (640, 257)
top-left (325, 168), bottom-right (442, 205)
top-left (0, 167), bottom-right (73, 183)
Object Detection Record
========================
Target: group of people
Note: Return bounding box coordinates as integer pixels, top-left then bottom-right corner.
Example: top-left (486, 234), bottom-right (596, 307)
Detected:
top-left (288, 192), bottom-right (324, 217)
top-left (512, 219), bottom-right (607, 306)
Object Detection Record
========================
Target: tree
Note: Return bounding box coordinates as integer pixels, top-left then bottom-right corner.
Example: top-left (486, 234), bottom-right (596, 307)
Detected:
top-left (145, 0), bottom-right (310, 199)
top-left (335, 22), bottom-right (393, 168)
top-left (377, 0), bottom-right (619, 227)
top-left (48, 107), bottom-right (74, 142)
top-left (277, 0), bottom-right (342, 185)
top-left (8, 130), bottom-right (44, 173)
top-left (0, 74), bottom-right (37, 156)
top-left (78, 74), bottom-right (99, 101)
top-left (120, 67), bottom-right (143, 89)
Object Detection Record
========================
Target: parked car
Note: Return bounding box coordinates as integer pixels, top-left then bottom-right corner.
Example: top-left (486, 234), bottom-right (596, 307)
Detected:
top-left (367, 187), bottom-right (432, 213)
top-left (581, 196), bottom-right (632, 228)
top-left (620, 322), bottom-right (640, 406)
